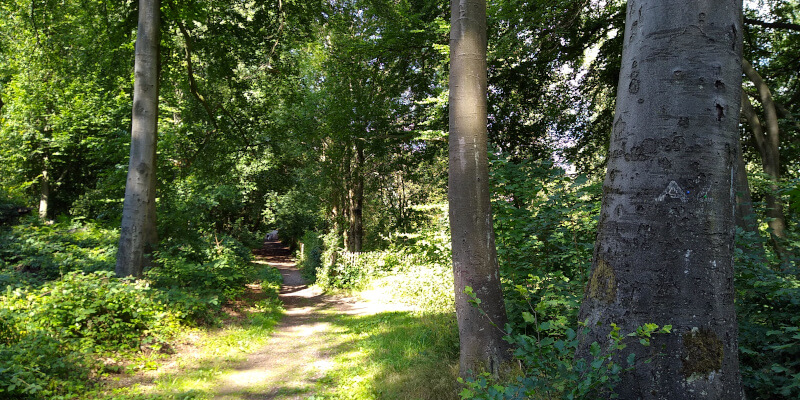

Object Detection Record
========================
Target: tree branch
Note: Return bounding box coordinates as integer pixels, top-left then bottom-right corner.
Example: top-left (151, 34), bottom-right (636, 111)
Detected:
top-left (741, 93), bottom-right (767, 158)
top-left (175, 19), bottom-right (218, 131)
top-left (744, 17), bottom-right (800, 32)
top-left (266, 0), bottom-right (284, 69)
top-left (742, 59), bottom-right (780, 169)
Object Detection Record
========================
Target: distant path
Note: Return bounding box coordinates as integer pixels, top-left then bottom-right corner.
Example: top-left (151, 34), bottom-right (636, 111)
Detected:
top-left (213, 239), bottom-right (404, 399)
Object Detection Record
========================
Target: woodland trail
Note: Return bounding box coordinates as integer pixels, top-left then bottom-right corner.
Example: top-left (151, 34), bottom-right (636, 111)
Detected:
top-left (211, 239), bottom-right (409, 399)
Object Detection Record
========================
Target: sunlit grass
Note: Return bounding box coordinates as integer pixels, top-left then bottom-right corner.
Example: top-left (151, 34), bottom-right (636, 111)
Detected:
top-left (89, 258), bottom-right (460, 400)
top-left (92, 282), bottom-right (284, 400)
top-left (310, 309), bottom-right (460, 400)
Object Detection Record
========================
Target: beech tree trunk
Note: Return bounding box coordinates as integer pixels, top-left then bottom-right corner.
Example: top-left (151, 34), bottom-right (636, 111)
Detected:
top-left (348, 143), bottom-right (364, 252)
top-left (449, 0), bottom-right (511, 378)
top-left (38, 165), bottom-right (49, 219)
top-left (576, 1), bottom-right (744, 398)
top-left (116, 0), bottom-right (160, 278)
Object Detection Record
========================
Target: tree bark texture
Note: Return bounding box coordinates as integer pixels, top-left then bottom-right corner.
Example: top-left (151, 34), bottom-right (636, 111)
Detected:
top-left (116, 0), bottom-right (160, 278)
top-left (449, 0), bottom-right (511, 378)
top-left (577, 1), bottom-right (744, 398)
top-left (741, 59), bottom-right (786, 245)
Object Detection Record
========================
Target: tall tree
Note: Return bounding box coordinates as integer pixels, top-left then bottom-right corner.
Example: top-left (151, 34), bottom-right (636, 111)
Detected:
top-left (577, 0), bottom-right (744, 397)
top-left (449, 0), bottom-right (511, 377)
top-left (116, 0), bottom-right (161, 278)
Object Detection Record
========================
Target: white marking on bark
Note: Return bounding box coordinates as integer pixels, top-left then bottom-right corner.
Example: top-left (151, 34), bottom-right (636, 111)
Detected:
top-left (684, 249), bottom-right (692, 274)
top-left (656, 180), bottom-right (688, 203)
top-left (458, 137), bottom-right (467, 171)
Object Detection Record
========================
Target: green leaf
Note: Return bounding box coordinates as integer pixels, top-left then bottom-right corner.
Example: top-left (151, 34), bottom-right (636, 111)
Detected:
top-left (522, 312), bottom-right (535, 324)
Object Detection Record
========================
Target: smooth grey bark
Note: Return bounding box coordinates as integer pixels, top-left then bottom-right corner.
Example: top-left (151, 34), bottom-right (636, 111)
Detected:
top-left (576, 0), bottom-right (744, 398)
top-left (449, 0), bottom-right (511, 378)
top-left (38, 165), bottom-right (49, 219)
top-left (116, 0), bottom-right (160, 278)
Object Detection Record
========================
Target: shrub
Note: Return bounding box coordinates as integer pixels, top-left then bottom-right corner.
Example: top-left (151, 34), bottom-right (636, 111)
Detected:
top-left (0, 219), bottom-right (118, 281)
top-left (148, 233), bottom-right (255, 309)
top-left (0, 271), bottom-right (182, 398)
top-left (378, 261), bottom-right (454, 313)
top-left (460, 321), bottom-right (671, 400)
top-left (0, 330), bottom-right (91, 398)
top-left (735, 228), bottom-right (800, 400)
top-left (8, 271), bottom-right (180, 352)
top-left (297, 231), bottom-right (323, 281)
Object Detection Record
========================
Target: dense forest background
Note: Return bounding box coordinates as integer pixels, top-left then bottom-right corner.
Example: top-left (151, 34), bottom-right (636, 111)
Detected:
top-left (0, 0), bottom-right (798, 398)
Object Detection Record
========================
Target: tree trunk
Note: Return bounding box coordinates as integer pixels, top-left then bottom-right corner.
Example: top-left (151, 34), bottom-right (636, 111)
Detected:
top-left (348, 143), bottom-right (364, 252)
top-left (734, 132), bottom-right (757, 234)
top-left (116, 0), bottom-right (160, 278)
top-left (741, 59), bottom-right (786, 251)
top-left (576, 1), bottom-right (744, 398)
top-left (449, 0), bottom-right (511, 378)
top-left (342, 145), bottom-right (352, 251)
top-left (38, 166), bottom-right (49, 220)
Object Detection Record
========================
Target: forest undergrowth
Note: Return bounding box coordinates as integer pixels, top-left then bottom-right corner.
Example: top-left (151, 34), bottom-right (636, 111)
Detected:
top-left (0, 163), bottom-right (798, 399)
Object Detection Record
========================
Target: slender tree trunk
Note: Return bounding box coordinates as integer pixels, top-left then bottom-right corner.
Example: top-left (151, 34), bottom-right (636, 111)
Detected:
top-left (449, 0), bottom-right (511, 378)
top-left (348, 143), bottom-right (364, 252)
top-left (734, 133), bottom-right (757, 234)
top-left (38, 165), bottom-right (49, 219)
top-left (741, 59), bottom-right (787, 254)
top-left (116, 0), bottom-right (160, 278)
top-left (577, 1), bottom-right (744, 398)
top-left (342, 145), bottom-right (352, 251)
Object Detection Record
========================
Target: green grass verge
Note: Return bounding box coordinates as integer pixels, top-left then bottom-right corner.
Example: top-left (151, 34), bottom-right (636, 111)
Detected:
top-left (307, 309), bottom-right (460, 400)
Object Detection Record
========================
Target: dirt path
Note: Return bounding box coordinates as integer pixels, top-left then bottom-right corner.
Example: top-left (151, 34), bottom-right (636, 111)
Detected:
top-left (212, 240), bottom-right (408, 399)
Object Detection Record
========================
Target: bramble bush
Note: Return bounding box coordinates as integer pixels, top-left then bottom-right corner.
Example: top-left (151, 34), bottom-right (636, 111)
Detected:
top-left (0, 218), bottom-right (118, 280)
top-left (149, 233), bottom-right (255, 307)
top-left (0, 214), bottom-right (270, 398)
top-left (0, 271), bottom-right (182, 398)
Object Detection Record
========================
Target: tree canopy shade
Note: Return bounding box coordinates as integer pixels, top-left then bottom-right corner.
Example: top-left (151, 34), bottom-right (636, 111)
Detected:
top-left (576, 0), bottom-right (745, 397)
top-left (0, 0), bottom-right (798, 398)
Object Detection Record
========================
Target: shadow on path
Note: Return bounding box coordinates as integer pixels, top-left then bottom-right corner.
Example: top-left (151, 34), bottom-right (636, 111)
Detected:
top-left (214, 239), bottom-right (370, 399)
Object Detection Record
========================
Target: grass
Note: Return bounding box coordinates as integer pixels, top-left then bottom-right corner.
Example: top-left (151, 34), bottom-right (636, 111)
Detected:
top-left (93, 297), bottom-right (284, 400)
top-left (312, 309), bottom-right (460, 400)
top-left (88, 272), bottom-right (460, 400)
top-left (88, 262), bottom-right (285, 400)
